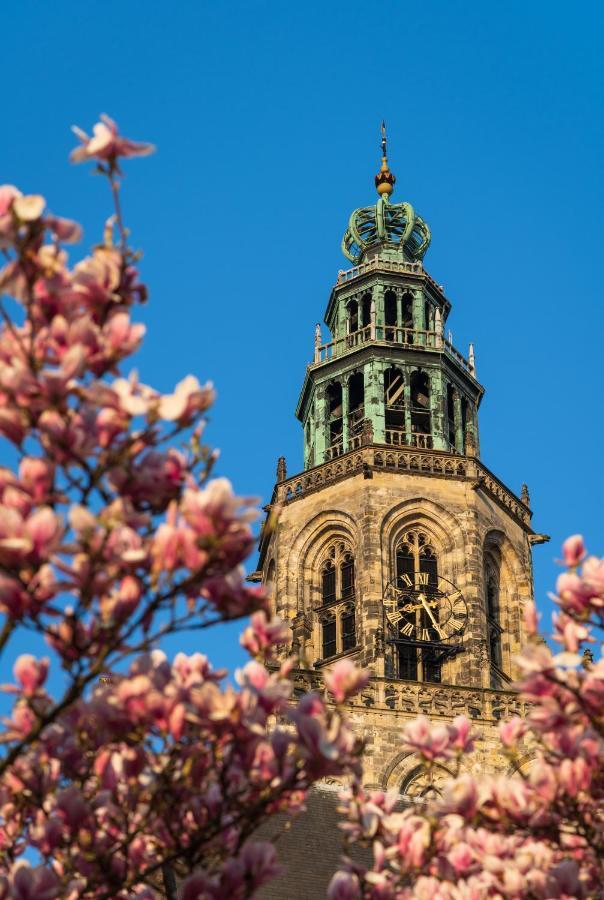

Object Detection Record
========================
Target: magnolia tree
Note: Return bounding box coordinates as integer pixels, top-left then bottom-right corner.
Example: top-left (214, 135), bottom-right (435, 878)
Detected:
top-left (330, 536), bottom-right (604, 900)
top-left (0, 118), bottom-right (368, 899)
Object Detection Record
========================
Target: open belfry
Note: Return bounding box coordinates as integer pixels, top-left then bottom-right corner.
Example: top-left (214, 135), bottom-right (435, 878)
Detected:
top-left (256, 126), bottom-right (546, 894)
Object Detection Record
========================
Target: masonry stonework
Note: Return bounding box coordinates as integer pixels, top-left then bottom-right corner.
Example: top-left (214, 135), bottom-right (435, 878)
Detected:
top-left (255, 131), bottom-right (545, 896)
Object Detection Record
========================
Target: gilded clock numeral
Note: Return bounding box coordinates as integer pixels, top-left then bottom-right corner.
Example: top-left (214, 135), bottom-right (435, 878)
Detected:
top-left (400, 622), bottom-right (414, 637)
top-left (415, 572), bottom-right (429, 586)
top-left (420, 628), bottom-right (431, 641)
top-left (399, 573), bottom-right (413, 587)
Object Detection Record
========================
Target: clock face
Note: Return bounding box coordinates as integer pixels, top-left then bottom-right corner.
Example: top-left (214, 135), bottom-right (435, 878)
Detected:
top-left (383, 573), bottom-right (468, 642)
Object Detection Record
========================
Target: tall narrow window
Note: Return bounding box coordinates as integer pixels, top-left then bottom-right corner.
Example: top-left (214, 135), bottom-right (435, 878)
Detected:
top-left (326, 382), bottom-right (343, 459)
top-left (322, 617), bottom-right (336, 659)
top-left (486, 571), bottom-right (503, 687)
top-left (410, 371), bottom-right (432, 448)
top-left (385, 290), bottom-right (397, 341)
top-left (341, 553), bottom-right (355, 599)
top-left (348, 372), bottom-right (365, 448)
top-left (361, 293), bottom-right (372, 328)
top-left (401, 292), bottom-right (414, 342)
top-left (322, 559), bottom-right (336, 604)
top-left (384, 366), bottom-right (405, 445)
top-left (317, 542), bottom-right (357, 658)
top-left (447, 383), bottom-right (456, 449)
top-left (461, 396), bottom-right (469, 453)
top-left (341, 606), bottom-right (356, 651)
top-left (393, 531), bottom-right (441, 684)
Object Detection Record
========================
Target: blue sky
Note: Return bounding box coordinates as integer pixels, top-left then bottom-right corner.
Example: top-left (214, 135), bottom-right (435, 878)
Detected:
top-left (1, 0), bottom-right (603, 676)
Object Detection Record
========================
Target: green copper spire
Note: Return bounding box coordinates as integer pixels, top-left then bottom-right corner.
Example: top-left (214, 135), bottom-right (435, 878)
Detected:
top-left (342, 123), bottom-right (431, 264)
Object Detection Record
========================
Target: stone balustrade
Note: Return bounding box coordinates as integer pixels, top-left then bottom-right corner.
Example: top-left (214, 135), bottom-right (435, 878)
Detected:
top-left (311, 323), bottom-right (475, 379)
top-left (335, 257), bottom-right (425, 286)
top-left (290, 668), bottom-right (526, 723)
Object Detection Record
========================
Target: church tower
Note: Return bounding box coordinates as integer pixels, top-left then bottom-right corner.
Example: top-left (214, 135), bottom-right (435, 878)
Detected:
top-left (257, 127), bottom-right (544, 802)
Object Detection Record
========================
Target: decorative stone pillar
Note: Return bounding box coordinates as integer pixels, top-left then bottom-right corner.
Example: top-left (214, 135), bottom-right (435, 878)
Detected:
top-left (276, 456), bottom-right (287, 483)
top-left (366, 359), bottom-right (386, 443)
top-left (435, 307), bottom-right (443, 348)
top-left (468, 403), bottom-right (480, 457)
top-left (314, 323), bottom-right (322, 363)
top-left (342, 374), bottom-right (350, 451)
top-left (374, 283), bottom-right (385, 341)
top-left (403, 368), bottom-right (412, 443)
top-left (430, 368), bottom-right (447, 451)
top-left (453, 391), bottom-right (463, 454)
top-left (313, 384), bottom-right (327, 463)
top-left (412, 289), bottom-right (425, 346)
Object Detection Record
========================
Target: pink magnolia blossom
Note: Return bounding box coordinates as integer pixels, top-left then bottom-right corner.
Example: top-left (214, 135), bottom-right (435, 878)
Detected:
top-left (158, 374), bottom-right (215, 423)
top-left (71, 114), bottom-right (155, 165)
top-left (12, 193), bottom-right (45, 222)
top-left (240, 611), bottom-right (289, 658)
top-left (561, 534), bottom-right (586, 567)
top-left (13, 655), bottom-right (49, 696)
top-left (327, 870), bottom-right (362, 900)
top-left (324, 658), bottom-right (369, 704)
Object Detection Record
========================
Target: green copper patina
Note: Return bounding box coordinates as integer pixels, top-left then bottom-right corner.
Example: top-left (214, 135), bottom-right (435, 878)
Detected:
top-left (342, 197), bottom-right (431, 264)
top-left (296, 126), bottom-right (482, 472)
top-left (342, 123), bottom-right (431, 264)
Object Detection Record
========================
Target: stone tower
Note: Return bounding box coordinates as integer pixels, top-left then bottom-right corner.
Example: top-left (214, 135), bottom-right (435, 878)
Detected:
top-left (256, 126), bottom-right (545, 807)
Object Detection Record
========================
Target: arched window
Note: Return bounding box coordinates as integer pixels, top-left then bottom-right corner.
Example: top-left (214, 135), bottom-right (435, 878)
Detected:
top-left (326, 382), bottom-right (343, 459)
top-left (361, 293), bottom-right (372, 328)
top-left (485, 565), bottom-right (503, 687)
top-left (410, 371), bottom-right (432, 448)
top-left (446, 383), bottom-right (456, 450)
top-left (384, 366), bottom-right (405, 445)
top-left (341, 604), bottom-right (356, 651)
top-left (265, 559), bottom-right (277, 613)
top-left (402, 763), bottom-right (452, 800)
top-left (322, 613), bottom-right (337, 659)
top-left (348, 371), bottom-right (365, 448)
top-left (461, 396), bottom-right (469, 453)
top-left (385, 289), bottom-right (397, 341)
top-left (394, 530), bottom-right (441, 684)
top-left (318, 542), bottom-right (357, 659)
top-left (401, 291), bottom-right (414, 342)
top-left (346, 300), bottom-right (359, 347)
top-left (341, 553), bottom-right (355, 598)
top-left (322, 558), bottom-right (336, 604)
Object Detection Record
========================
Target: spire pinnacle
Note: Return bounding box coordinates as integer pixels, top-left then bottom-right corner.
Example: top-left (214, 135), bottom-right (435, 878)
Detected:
top-left (375, 121), bottom-right (396, 197)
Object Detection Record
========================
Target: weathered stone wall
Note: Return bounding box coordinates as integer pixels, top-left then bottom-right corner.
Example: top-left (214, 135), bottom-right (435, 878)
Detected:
top-left (262, 458), bottom-right (534, 792)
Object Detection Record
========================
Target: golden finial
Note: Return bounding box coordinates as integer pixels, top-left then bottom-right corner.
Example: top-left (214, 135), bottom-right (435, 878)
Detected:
top-left (375, 120), bottom-right (396, 197)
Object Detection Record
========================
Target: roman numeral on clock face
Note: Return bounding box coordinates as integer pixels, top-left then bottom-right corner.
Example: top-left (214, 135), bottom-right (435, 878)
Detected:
top-left (415, 572), bottom-right (429, 586)
top-left (420, 628), bottom-right (431, 641)
top-left (399, 573), bottom-right (413, 587)
top-left (400, 622), bottom-right (414, 637)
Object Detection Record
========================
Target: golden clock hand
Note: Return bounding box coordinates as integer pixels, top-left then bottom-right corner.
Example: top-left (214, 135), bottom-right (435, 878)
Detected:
top-left (419, 594), bottom-right (440, 630)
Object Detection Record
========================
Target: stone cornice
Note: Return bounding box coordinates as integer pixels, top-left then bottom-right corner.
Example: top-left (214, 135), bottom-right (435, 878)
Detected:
top-left (258, 445), bottom-right (532, 569)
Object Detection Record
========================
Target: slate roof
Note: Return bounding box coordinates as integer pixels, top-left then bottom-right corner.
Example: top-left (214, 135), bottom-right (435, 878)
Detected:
top-left (255, 785), bottom-right (371, 900)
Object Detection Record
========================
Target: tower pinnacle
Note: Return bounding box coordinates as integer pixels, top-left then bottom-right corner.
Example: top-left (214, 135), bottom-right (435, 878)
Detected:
top-left (342, 124), bottom-right (430, 264)
top-left (375, 121), bottom-right (396, 197)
